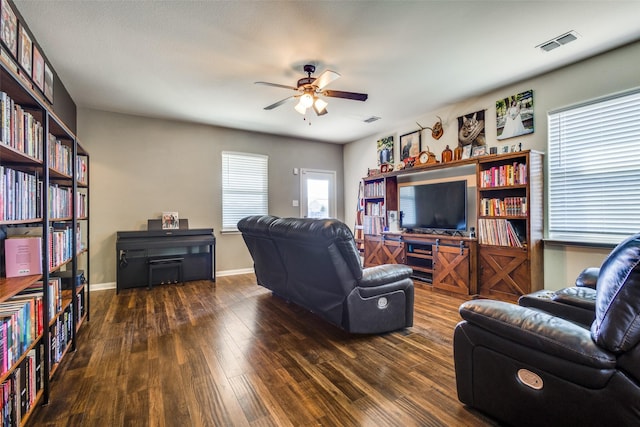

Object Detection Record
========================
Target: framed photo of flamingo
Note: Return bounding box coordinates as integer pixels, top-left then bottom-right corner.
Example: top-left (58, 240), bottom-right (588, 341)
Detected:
top-left (496, 89), bottom-right (534, 140)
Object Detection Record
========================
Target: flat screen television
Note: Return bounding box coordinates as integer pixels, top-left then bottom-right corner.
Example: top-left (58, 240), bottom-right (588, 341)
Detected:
top-left (399, 180), bottom-right (467, 232)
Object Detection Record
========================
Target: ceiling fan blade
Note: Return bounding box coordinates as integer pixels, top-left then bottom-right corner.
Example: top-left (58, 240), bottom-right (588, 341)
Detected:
top-left (312, 70), bottom-right (341, 91)
top-left (264, 96), bottom-right (296, 110)
top-left (322, 90), bottom-right (368, 102)
top-left (255, 81), bottom-right (298, 91)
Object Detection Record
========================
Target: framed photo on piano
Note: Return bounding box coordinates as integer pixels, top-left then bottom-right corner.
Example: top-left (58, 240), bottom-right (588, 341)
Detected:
top-left (162, 212), bottom-right (179, 230)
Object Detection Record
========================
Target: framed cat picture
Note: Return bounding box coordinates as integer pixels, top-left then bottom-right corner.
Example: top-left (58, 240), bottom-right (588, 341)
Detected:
top-left (457, 109), bottom-right (486, 147)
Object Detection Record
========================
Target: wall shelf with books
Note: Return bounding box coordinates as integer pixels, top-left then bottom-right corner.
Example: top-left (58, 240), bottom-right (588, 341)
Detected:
top-left (361, 174), bottom-right (397, 235)
top-left (476, 150), bottom-right (543, 302)
top-left (0, 18), bottom-right (90, 421)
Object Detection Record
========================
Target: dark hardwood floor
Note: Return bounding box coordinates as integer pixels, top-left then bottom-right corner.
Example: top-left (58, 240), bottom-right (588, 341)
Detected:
top-left (30, 274), bottom-right (497, 426)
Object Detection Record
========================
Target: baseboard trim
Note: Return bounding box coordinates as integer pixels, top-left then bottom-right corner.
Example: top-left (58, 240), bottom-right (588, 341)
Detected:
top-left (89, 268), bottom-right (255, 291)
top-left (90, 282), bottom-right (116, 291)
top-left (216, 268), bottom-right (255, 277)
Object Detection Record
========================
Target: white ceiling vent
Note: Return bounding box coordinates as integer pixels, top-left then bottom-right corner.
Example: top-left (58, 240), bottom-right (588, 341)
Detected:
top-left (363, 116), bottom-right (381, 123)
top-left (556, 32), bottom-right (578, 45)
top-left (540, 40), bottom-right (561, 52)
top-left (537, 31), bottom-right (579, 52)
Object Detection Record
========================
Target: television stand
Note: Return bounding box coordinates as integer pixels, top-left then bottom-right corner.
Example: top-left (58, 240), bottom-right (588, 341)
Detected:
top-left (364, 232), bottom-right (477, 296)
top-left (410, 228), bottom-right (467, 237)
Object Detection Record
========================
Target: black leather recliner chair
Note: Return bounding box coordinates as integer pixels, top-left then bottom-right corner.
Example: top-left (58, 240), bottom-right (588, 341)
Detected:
top-left (454, 233), bottom-right (640, 426)
top-left (238, 215), bottom-right (414, 334)
top-left (518, 267), bottom-right (599, 326)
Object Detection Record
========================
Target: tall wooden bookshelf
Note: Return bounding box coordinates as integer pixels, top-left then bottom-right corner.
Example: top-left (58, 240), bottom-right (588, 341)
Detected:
top-left (361, 174), bottom-right (397, 236)
top-left (0, 22), bottom-right (89, 426)
top-left (476, 150), bottom-right (543, 302)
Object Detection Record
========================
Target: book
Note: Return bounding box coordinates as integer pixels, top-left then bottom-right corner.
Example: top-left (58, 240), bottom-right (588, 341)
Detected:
top-left (162, 212), bottom-right (179, 230)
top-left (4, 237), bottom-right (42, 277)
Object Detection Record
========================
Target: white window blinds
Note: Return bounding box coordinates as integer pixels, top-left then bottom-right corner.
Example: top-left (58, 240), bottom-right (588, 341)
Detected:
top-left (221, 151), bottom-right (268, 232)
top-left (548, 88), bottom-right (640, 244)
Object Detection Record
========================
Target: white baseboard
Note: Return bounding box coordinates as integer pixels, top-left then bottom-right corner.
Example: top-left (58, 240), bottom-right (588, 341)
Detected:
top-left (90, 282), bottom-right (116, 291)
top-left (216, 268), bottom-right (254, 277)
top-left (89, 268), bottom-right (255, 291)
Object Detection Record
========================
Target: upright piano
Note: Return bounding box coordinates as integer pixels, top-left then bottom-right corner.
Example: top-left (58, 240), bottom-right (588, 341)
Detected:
top-left (116, 228), bottom-right (215, 293)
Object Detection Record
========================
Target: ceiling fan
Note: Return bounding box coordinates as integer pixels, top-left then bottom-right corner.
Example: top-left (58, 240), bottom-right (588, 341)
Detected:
top-left (255, 64), bottom-right (368, 116)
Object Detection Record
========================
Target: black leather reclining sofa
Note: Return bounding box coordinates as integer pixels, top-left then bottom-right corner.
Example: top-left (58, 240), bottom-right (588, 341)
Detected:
top-left (454, 233), bottom-right (640, 425)
top-left (237, 215), bottom-right (414, 334)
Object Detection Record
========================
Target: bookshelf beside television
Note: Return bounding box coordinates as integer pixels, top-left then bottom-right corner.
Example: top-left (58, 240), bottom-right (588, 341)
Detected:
top-left (476, 150), bottom-right (543, 301)
top-left (361, 150), bottom-right (543, 301)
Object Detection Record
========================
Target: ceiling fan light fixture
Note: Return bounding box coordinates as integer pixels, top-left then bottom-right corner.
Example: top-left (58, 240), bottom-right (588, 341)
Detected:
top-left (313, 97), bottom-right (328, 114)
top-left (294, 100), bottom-right (307, 115)
top-left (300, 93), bottom-right (314, 108)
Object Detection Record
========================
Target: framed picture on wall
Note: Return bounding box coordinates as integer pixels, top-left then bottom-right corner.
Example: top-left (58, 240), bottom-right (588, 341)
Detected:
top-left (32, 44), bottom-right (45, 91)
top-left (400, 130), bottom-right (421, 161)
top-left (18, 23), bottom-right (32, 76)
top-left (457, 110), bottom-right (485, 147)
top-left (496, 89), bottom-right (534, 140)
top-left (377, 135), bottom-right (394, 166)
top-left (44, 62), bottom-right (54, 103)
top-left (0, 0), bottom-right (18, 58)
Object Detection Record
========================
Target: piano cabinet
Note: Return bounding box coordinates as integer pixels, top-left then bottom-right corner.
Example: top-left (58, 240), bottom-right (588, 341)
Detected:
top-left (116, 228), bottom-right (216, 292)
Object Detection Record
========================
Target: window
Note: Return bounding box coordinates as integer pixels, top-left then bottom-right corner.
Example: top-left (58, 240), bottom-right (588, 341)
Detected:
top-left (221, 151), bottom-right (268, 232)
top-left (548, 88), bottom-right (640, 244)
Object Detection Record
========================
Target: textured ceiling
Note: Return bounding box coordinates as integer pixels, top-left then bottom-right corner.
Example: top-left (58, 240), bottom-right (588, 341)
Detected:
top-left (13, 1), bottom-right (640, 144)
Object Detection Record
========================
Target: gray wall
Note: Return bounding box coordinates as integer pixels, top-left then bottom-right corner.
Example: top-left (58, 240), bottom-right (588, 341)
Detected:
top-left (77, 109), bottom-right (344, 285)
top-left (344, 39), bottom-right (640, 291)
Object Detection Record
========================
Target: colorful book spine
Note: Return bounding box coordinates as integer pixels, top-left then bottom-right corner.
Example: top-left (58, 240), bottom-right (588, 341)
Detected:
top-left (0, 91), bottom-right (44, 160)
top-left (364, 180), bottom-right (385, 198)
top-left (477, 218), bottom-right (525, 248)
top-left (480, 162), bottom-right (528, 188)
top-left (480, 197), bottom-right (527, 217)
top-left (48, 224), bottom-right (73, 269)
top-left (0, 166), bottom-right (41, 222)
top-left (47, 134), bottom-right (73, 176)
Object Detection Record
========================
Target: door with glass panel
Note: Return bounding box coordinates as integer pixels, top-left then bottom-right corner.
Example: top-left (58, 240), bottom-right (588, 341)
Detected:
top-left (300, 169), bottom-right (336, 218)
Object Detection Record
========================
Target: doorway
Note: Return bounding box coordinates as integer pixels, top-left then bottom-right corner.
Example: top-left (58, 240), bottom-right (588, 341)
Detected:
top-left (300, 169), bottom-right (336, 218)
